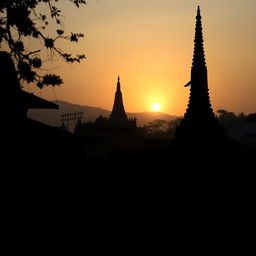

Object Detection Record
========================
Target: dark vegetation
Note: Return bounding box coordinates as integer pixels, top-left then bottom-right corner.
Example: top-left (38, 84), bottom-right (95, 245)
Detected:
top-left (217, 110), bottom-right (256, 127)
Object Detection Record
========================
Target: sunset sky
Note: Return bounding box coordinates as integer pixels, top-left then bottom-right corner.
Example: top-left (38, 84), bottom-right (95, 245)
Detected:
top-left (26, 0), bottom-right (256, 116)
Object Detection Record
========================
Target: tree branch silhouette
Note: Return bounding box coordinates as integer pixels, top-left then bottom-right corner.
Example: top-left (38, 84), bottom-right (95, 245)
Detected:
top-left (0, 0), bottom-right (86, 88)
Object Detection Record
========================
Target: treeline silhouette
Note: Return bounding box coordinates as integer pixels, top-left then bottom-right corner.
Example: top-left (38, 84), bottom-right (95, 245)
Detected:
top-left (142, 110), bottom-right (256, 138)
top-left (217, 110), bottom-right (256, 127)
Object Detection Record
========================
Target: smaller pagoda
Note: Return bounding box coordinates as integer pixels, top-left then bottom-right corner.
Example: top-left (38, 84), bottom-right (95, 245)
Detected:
top-left (75, 76), bottom-right (137, 137)
top-left (109, 75), bottom-right (127, 121)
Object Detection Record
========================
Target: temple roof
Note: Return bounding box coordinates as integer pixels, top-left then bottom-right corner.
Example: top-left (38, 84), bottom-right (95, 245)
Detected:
top-left (20, 90), bottom-right (59, 109)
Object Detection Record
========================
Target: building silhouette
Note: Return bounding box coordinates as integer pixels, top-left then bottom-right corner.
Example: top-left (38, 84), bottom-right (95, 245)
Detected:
top-left (175, 6), bottom-right (224, 144)
top-left (1, 51), bottom-right (84, 172)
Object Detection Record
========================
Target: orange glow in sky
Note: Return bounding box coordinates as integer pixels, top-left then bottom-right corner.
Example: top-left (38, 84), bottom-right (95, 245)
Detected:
top-left (26, 0), bottom-right (256, 116)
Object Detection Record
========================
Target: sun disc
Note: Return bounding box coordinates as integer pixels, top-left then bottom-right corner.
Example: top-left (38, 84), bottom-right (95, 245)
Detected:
top-left (152, 103), bottom-right (161, 112)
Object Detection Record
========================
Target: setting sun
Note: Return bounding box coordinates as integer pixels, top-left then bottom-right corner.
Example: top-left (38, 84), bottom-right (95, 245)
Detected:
top-left (152, 103), bottom-right (161, 112)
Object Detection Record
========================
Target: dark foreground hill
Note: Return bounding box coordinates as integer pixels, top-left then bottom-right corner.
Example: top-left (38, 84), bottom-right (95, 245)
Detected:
top-left (28, 100), bottom-right (178, 127)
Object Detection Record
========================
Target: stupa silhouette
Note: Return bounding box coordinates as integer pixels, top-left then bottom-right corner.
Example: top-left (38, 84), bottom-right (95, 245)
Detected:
top-left (109, 75), bottom-right (127, 121)
top-left (75, 76), bottom-right (137, 137)
top-left (175, 6), bottom-right (224, 145)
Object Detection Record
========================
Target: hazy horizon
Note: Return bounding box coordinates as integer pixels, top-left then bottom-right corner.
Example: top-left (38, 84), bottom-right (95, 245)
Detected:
top-left (49, 99), bottom-right (252, 117)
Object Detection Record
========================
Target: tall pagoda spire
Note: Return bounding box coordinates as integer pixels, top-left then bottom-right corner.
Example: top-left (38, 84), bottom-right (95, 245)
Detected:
top-left (192, 6), bottom-right (207, 72)
top-left (184, 5), bottom-right (214, 120)
top-left (110, 76), bottom-right (127, 120)
top-left (175, 6), bottom-right (223, 142)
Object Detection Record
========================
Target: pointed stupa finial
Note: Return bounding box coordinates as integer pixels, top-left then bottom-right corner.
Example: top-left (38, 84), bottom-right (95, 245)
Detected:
top-left (117, 75), bottom-right (121, 92)
top-left (192, 5), bottom-right (206, 70)
top-left (197, 6), bottom-right (201, 19)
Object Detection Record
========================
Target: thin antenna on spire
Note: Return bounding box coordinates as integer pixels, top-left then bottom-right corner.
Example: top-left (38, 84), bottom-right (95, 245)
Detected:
top-left (197, 6), bottom-right (201, 18)
top-left (116, 74), bottom-right (121, 92)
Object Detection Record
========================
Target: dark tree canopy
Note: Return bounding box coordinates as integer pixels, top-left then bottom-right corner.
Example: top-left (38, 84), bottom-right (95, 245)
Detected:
top-left (0, 0), bottom-right (86, 88)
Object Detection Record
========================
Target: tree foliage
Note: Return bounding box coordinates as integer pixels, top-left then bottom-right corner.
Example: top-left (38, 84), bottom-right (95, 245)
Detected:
top-left (217, 110), bottom-right (256, 128)
top-left (0, 0), bottom-right (86, 88)
top-left (143, 119), bottom-right (168, 135)
top-left (142, 118), bottom-right (182, 139)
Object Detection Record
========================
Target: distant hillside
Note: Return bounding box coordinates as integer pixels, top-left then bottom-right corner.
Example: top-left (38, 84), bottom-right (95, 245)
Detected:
top-left (28, 100), bottom-right (178, 127)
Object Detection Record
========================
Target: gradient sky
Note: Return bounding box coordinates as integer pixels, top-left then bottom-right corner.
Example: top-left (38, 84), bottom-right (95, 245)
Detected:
top-left (26, 0), bottom-right (256, 116)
